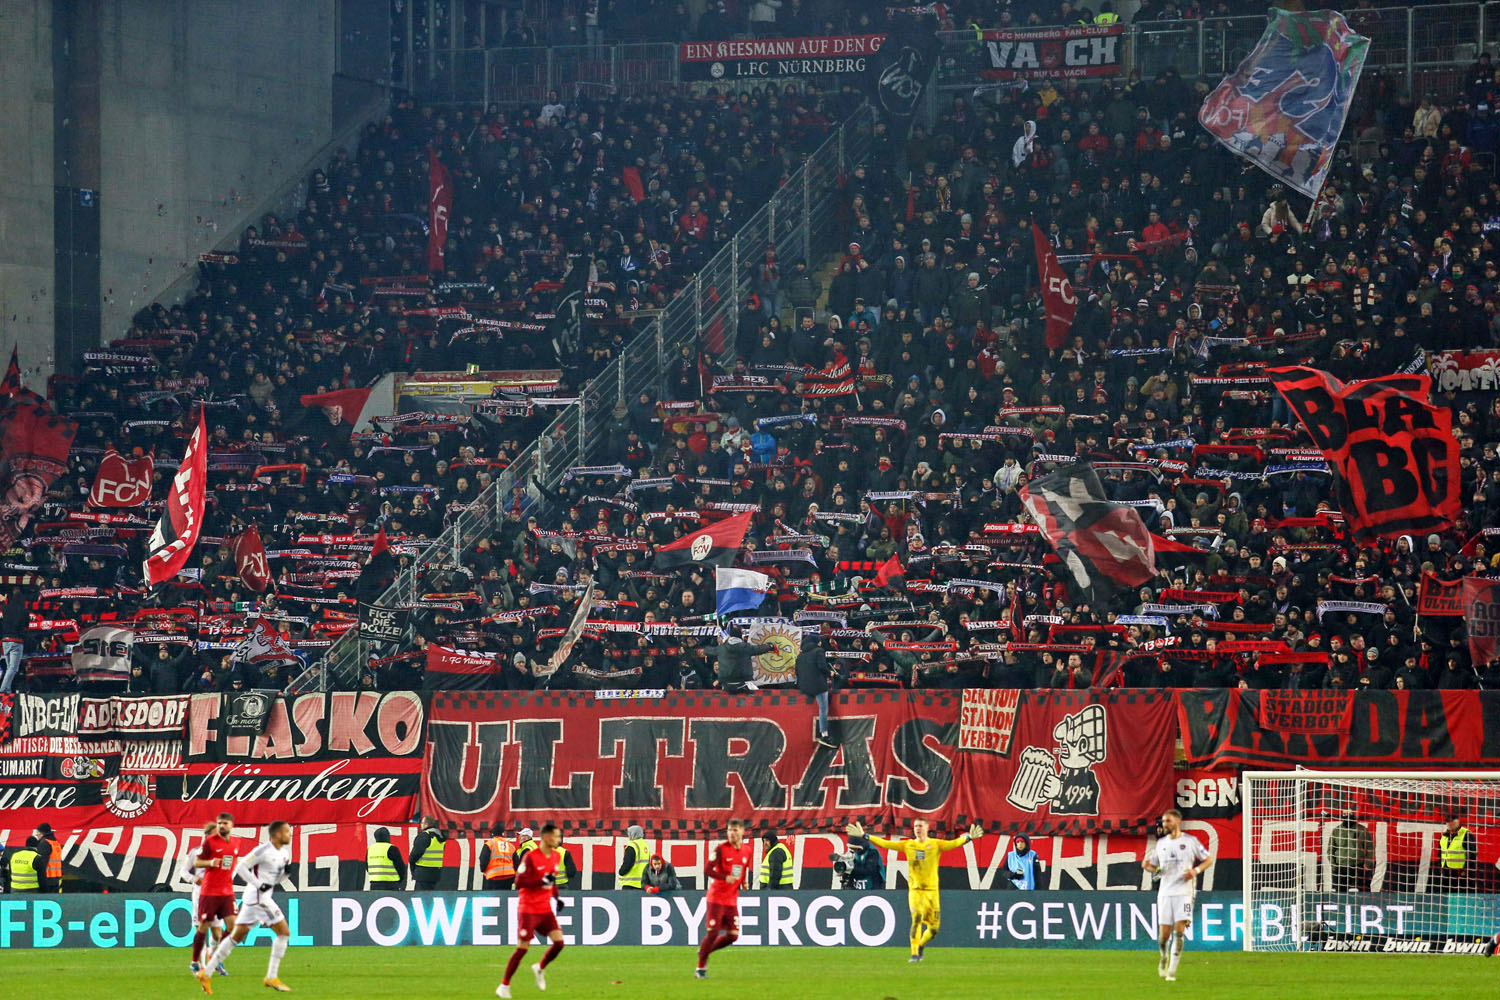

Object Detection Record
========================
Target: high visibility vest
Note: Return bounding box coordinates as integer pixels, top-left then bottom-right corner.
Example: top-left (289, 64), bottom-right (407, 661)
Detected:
top-left (554, 846), bottom-right (571, 887)
top-left (43, 837), bottom-right (62, 884)
top-left (8, 849), bottom-right (40, 892)
top-left (414, 834), bottom-right (445, 869)
top-left (1095, 12), bottom-right (1120, 24)
top-left (366, 843), bottom-right (401, 883)
top-left (484, 837), bottom-right (517, 880)
top-left (516, 838), bottom-right (538, 866)
top-left (1440, 828), bottom-right (1469, 870)
top-left (760, 843), bottom-right (793, 887)
top-left (620, 838), bottom-right (650, 888)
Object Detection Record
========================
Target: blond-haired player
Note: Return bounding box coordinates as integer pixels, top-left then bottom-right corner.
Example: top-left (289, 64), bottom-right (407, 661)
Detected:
top-left (845, 818), bottom-right (982, 961)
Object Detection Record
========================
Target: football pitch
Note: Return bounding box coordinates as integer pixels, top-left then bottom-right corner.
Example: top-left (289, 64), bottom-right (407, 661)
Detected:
top-left (2, 946), bottom-right (1492, 1000)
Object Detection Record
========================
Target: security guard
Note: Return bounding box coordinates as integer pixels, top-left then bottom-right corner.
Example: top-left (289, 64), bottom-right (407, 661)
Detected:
top-left (35, 823), bottom-right (62, 893)
top-left (1094, 2), bottom-right (1120, 25)
top-left (366, 827), bottom-right (407, 889)
top-left (1437, 813), bottom-right (1476, 892)
top-left (410, 816), bottom-right (448, 891)
top-left (759, 831), bottom-right (793, 888)
top-left (514, 826), bottom-right (538, 871)
top-left (480, 825), bottom-right (518, 890)
top-left (4, 837), bottom-right (44, 893)
top-left (553, 839), bottom-right (579, 887)
top-left (618, 824), bottom-right (651, 889)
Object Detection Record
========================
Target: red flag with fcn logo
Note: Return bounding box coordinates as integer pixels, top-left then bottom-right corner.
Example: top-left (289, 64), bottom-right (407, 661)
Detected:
top-left (143, 410), bottom-right (207, 586)
top-left (88, 447), bottom-right (154, 508)
top-left (234, 524), bottom-right (272, 593)
top-left (1031, 224), bottom-right (1076, 350)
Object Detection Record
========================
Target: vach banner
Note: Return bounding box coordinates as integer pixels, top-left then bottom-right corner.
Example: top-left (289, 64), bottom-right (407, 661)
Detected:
top-left (1266, 367), bottom-right (1460, 543)
top-left (419, 689), bottom-right (1175, 838)
top-left (1177, 689), bottom-right (1500, 769)
top-left (679, 34), bottom-right (885, 82)
top-left (359, 602), bottom-right (409, 643)
top-left (981, 24), bottom-right (1123, 80)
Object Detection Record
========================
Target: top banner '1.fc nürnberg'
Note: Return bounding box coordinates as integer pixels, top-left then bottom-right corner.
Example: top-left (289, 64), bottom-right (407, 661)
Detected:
top-left (679, 35), bottom-right (885, 81)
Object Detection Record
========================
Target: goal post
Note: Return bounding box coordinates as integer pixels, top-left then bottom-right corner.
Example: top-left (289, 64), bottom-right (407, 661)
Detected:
top-left (1241, 770), bottom-right (1500, 954)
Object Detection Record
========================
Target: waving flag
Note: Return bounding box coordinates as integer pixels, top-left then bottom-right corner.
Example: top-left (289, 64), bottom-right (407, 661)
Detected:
top-left (1020, 462), bottom-right (1156, 605)
top-left (874, 552), bottom-right (906, 591)
top-left (301, 386), bottom-right (373, 438)
top-left (655, 510), bottom-right (754, 570)
top-left (0, 387), bottom-right (78, 547)
top-left (0, 346), bottom-right (19, 395)
top-left (1266, 367), bottom-right (1458, 543)
top-left (88, 447), bottom-right (154, 508)
top-left (234, 524), bottom-right (272, 593)
top-left (715, 567), bottom-right (771, 618)
top-left (144, 410), bottom-right (207, 586)
top-left (1032, 224), bottom-right (1076, 350)
top-left (1198, 8), bottom-right (1369, 200)
top-left (235, 618), bottom-right (301, 666)
top-left (427, 150), bottom-right (452, 272)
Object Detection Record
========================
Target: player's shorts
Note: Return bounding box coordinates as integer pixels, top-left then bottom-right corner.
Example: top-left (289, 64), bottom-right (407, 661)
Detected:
top-left (235, 898), bottom-right (286, 928)
top-left (1157, 893), bottom-right (1194, 926)
top-left (705, 902), bottom-right (740, 935)
top-left (908, 889), bottom-right (940, 924)
top-left (519, 910), bottom-right (560, 941)
top-left (197, 894), bottom-right (236, 925)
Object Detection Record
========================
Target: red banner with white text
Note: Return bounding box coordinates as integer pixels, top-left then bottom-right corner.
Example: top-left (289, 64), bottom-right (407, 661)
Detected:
top-left (419, 689), bottom-right (1175, 838)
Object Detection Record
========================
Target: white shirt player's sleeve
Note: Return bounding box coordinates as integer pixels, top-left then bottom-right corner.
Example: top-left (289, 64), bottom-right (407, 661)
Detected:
top-left (1191, 836), bottom-right (1210, 864)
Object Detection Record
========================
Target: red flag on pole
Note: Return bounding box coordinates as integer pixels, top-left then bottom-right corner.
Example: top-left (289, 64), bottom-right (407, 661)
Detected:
top-left (1031, 223), bottom-right (1077, 350)
top-left (144, 409), bottom-right (208, 586)
top-left (300, 387), bottom-right (373, 437)
top-left (234, 524), bottom-right (272, 593)
top-left (874, 552), bottom-right (905, 590)
top-left (427, 150), bottom-right (452, 273)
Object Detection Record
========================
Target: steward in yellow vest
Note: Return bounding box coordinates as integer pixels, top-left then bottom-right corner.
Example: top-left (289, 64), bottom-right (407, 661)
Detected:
top-left (366, 827), bottom-right (407, 888)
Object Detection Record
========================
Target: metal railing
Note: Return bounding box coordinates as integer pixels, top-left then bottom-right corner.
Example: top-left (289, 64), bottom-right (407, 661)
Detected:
top-left (296, 102), bottom-right (877, 691)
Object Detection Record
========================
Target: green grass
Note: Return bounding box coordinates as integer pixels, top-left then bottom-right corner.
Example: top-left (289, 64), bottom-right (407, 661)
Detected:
top-left (1, 945), bottom-right (1492, 1000)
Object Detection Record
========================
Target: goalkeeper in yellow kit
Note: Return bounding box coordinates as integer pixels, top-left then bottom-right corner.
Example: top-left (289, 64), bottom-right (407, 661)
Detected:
top-left (845, 818), bottom-right (983, 962)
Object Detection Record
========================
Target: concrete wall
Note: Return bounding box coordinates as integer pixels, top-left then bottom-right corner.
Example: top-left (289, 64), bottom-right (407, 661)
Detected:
top-left (98, 0), bottom-right (336, 339)
top-left (0, 2), bottom-right (55, 380)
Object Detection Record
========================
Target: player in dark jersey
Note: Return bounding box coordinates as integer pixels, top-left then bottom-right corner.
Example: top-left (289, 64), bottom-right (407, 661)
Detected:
top-left (497, 822), bottom-right (566, 998)
top-left (695, 818), bottom-right (752, 979)
top-left (191, 813), bottom-right (237, 977)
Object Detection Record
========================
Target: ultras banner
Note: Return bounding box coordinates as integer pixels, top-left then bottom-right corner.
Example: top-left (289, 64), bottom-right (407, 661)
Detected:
top-left (8, 890), bottom-right (1474, 952)
top-left (0, 692), bottom-right (424, 830)
top-left (419, 689), bottom-right (1175, 837)
top-left (1177, 689), bottom-right (1500, 768)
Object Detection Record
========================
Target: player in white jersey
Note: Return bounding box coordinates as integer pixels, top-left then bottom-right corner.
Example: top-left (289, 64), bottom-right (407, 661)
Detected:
top-left (194, 821), bottom-right (294, 995)
top-left (179, 822), bottom-right (229, 976)
top-left (1142, 809), bottom-right (1211, 983)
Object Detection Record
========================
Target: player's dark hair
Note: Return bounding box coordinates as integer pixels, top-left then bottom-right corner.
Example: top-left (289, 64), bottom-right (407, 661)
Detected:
top-left (1164, 808), bottom-right (1183, 822)
top-left (269, 820), bottom-right (291, 836)
top-left (540, 822), bottom-right (558, 835)
top-left (727, 818), bottom-right (744, 829)
top-left (217, 812), bottom-right (234, 822)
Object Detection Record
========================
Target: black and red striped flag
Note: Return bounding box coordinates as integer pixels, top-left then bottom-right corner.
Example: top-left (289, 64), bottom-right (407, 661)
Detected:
top-left (1020, 462), bottom-right (1156, 606)
top-left (654, 511), bottom-right (754, 570)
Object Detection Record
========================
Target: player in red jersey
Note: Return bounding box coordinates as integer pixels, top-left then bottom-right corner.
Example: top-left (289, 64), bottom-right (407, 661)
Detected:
top-left (496, 822), bottom-right (566, 999)
top-left (695, 817), bottom-right (752, 979)
top-left (191, 813), bottom-right (238, 975)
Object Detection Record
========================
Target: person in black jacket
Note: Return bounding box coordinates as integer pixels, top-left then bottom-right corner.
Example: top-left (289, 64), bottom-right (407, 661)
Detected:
top-left (796, 634), bottom-right (837, 747)
top-left (1, 590), bottom-right (28, 692)
top-left (708, 636), bottom-right (774, 693)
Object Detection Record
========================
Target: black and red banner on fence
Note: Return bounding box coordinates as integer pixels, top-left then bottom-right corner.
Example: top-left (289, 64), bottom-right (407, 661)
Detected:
top-left (418, 689), bottom-right (1176, 838)
top-left (1265, 367), bottom-right (1460, 543)
top-left (1462, 576), bottom-right (1500, 666)
top-left (1177, 689), bottom-right (1500, 769)
top-left (1255, 690), bottom-right (1355, 737)
top-left (981, 24), bottom-right (1124, 80)
top-left (423, 644), bottom-right (502, 690)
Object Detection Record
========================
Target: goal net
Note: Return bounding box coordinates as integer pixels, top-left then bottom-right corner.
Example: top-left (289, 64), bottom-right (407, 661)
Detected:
top-left (1242, 770), bottom-right (1500, 954)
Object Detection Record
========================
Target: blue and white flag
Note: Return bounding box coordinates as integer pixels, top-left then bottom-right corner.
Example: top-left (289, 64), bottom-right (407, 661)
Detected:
top-left (715, 567), bottom-right (771, 618)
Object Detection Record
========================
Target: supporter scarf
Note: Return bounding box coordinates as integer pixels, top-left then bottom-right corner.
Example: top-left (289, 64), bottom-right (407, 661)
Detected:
top-left (1315, 599), bottom-right (1385, 621)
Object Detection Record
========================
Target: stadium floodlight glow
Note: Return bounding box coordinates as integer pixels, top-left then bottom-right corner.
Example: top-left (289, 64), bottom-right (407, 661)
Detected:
top-left (1241, 770), bottom-right (1500, 954)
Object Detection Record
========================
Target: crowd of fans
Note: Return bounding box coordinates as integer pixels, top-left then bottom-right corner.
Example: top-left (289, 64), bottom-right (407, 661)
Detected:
top-left (7, 7), bottom-right (1500, 697)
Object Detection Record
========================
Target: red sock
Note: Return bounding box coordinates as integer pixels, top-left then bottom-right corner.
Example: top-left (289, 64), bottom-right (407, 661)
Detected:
top-left (696, 933), bottom-right (717, 969)
top-left (540, 940), bottom-right (564, 969)
top-left (191, 931), bottom-right (206, 963)
top-left (502, 948), bottom-right (526, 986)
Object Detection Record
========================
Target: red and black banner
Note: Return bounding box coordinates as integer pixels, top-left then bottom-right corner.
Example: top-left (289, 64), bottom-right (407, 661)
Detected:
top-left (1417, 573), bottom-right (1464, 616)
top-left (143, 409), bottom-right (207, 586)
top-left (653, 510), bottom-right (753, 570)
top-left (234, 524), bottom-right (272, 593)
top-left (981, 24), bottom-right (1124, 80)
top-left (0, 386), bottom-right (79, 548)
top-left (1266, 367), bottom-right (1459, 543)
top-left (87, 446), bottom-right (154, 508)
top-left (1032, 223), bottom-right (1077, 350)
top-left (1255, 690), bottom-right (1354, 737)
top-left (423, 644), bottom-right (501, 690)
top-left (1178, 689), bottom-right (1500, 768)
top-left (1020, 462), bottom-right (1155, 604)
top-left (427, 150), bottom-right (451, 273)
top-left (300, 387), bottom-right (373, 438)
top-left (77, 695), bottom-right (189, 741)
top-left (419, 689), bottom-right (1175, 838)
top-left (1463, 576), bottom-right (1500, 666)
